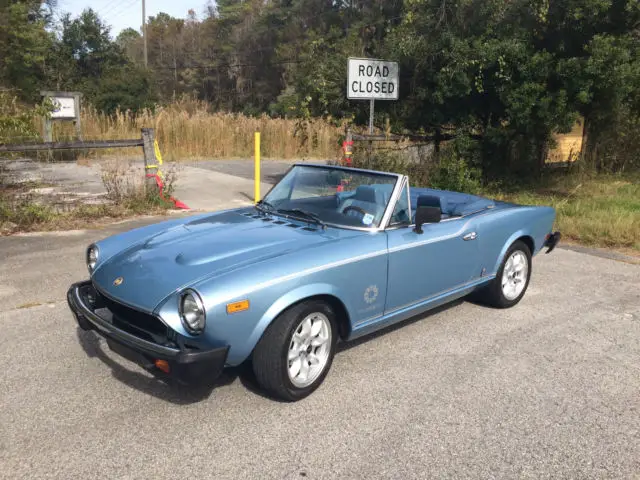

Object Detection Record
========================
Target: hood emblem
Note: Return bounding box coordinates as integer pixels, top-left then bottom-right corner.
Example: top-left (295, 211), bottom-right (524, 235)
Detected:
top-left (113, 277), bottom-right (124, 286)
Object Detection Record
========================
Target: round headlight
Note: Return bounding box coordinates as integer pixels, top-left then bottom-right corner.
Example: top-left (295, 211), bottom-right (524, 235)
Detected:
top-left (87, 245), bottom-right (99, 272)
top-left (180, 290), bottom-right (206, 334)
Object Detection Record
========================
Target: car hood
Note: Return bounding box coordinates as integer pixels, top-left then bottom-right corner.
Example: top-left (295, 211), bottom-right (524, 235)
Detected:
top-left (92, 211), bottom-right (338, 312)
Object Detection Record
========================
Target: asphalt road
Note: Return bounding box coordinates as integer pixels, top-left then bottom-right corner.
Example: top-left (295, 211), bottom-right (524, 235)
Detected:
top-left (1, 216), bottom-right (639, 479)
top-left (184, 158), bottom-right (328, 183)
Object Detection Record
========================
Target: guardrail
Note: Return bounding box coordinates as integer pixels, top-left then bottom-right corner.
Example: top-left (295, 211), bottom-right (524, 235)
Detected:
top-left (0, 128), bottom-right (159, 189)
top-left (0, 138), bottom-right (143, 152)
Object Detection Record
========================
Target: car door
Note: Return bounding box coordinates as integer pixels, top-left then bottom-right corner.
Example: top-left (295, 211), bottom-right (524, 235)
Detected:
top-left (384, 187), bottom-right (482, 315)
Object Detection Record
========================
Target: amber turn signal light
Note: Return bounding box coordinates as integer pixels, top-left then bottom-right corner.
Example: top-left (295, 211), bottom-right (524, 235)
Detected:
top-left (227, 299), bottom-right (250, 314)
top-left (154, 359), bottom-right (170, 373)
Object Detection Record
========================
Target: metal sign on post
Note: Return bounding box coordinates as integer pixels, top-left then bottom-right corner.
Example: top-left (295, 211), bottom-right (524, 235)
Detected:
top-left (50, 97), bottom-right (77, 119)
top-left (40, 91), bottom-right (83, 142)
top-left (347, 58), bottom-right (399, 134)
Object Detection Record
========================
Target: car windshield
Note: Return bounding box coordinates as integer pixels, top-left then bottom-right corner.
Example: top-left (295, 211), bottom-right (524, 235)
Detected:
top-left (260, 165), bottom-right (399, 229)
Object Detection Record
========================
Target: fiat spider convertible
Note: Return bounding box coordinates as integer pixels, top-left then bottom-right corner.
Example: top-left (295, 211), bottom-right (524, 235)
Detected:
top-left (67, 164), bottom-right (561, 401)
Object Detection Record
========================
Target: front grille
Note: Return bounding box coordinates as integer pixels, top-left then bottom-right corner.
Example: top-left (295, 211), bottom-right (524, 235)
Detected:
top-left (93, 286), bottom-right (168, 343)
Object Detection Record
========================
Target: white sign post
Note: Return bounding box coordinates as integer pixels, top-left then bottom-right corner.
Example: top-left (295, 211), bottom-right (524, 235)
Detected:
top-left (50, 97), bottom-right (77, 119)
top-left (40, 91), bottom-right (83, 142)
top-left (347, 58), bottom-right (399, 134)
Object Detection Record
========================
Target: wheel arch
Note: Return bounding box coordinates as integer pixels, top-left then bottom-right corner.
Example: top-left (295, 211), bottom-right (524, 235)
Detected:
top-left (492, 231), bottom-right (535, 274)
top-left (517, 235), bottom-right (535, 256)
top-left (292, 294), bottom-right (351, 340)
top-left (238, 284), bottom-right (352, 365)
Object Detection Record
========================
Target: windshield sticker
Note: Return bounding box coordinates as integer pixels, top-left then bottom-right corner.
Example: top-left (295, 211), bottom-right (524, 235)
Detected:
top-left (362, 213), bottom-right (374, 226)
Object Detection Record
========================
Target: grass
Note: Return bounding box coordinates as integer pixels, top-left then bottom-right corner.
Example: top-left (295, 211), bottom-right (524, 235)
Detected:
top-left (46, 98), bottom-right (343, 161)
top-left (486, 174), bottom-right (640, 252)
top-left (0, 193), bottom-right (177, 234)
top-left (353, 146), bottom-right (639, 253)
top-left (0, 158), bottom-right (180, 235)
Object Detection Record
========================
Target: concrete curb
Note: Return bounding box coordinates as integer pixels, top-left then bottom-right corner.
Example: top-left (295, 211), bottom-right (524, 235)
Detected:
top-left (558, 244), bottom-right (640, 265)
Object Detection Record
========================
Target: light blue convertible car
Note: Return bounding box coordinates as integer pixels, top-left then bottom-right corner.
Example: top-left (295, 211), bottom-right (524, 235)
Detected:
top-left (67, 164), bottom-right (561, 401)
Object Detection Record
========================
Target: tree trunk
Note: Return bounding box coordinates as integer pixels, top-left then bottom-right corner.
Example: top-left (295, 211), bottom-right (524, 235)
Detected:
top-left (580, 115), bottom-right (597, 172)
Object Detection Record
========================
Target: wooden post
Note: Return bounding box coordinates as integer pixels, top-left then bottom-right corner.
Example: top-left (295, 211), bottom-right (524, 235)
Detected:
top-left (73, 92), bottom-right (83, 141)
top-left (344, 126), bottom-right (353, 167)
top-left (41, 113), bottom-right (53, 161)
top-left (141, 128), bottom-right (158, 192)
top-left (42, 116), bottom-right (52, 143)
top-left (367, 99), bottom-right (375, 163)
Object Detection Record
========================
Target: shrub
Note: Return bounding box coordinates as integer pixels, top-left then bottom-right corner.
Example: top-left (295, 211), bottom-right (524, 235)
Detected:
top-left (350, 140), bottom-right (482, 193)
top-left (0, 93), bottom-right (48, 144)
top-left (428, 148), bottom-right (482, 194)
top-left (100, 158), bottom-right (179, 211)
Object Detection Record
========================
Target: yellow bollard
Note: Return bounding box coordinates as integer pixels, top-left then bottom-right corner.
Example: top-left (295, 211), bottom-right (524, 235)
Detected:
top-left (254, 131), bottom-right (261, 203)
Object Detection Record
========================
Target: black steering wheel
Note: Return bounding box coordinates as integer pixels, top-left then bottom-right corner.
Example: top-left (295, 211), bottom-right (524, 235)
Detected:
top-left (342, 205), bottom-right (369, 218)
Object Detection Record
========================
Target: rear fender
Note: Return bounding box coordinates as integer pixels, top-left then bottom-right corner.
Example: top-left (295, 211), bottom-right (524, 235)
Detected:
top-left (491, 229), bottom-right (534, 275)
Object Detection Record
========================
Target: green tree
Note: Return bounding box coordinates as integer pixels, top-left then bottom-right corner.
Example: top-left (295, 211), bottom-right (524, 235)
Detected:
top-left (387, 0), bottom-right (640, 177)
top-left (116, 27), bottom-right (143, 64)
top-left (93, 64), bottom-right (156, 113)
top-left (0, 0), bottom-right (54, 99)
top-left (45, 8), bottom-right (156, 113)
top-left (2, 0), bottom-right (634, 175)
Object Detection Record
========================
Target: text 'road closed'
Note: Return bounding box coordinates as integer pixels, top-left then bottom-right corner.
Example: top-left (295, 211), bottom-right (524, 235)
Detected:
top-left (347, 58), bottom-right (399, 100)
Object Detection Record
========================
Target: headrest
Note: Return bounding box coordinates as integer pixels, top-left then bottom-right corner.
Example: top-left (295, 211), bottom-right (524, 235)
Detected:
top-left (417, 194), bottom-right (447, 213)
top-left (354, 185), bottom-right (377, 204)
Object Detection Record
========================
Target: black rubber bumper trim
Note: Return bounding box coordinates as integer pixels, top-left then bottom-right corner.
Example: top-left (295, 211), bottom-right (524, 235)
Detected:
top-left (544, 231), bottom-right (562, 254)
top-left (67, 281), bottom-right (229, 384)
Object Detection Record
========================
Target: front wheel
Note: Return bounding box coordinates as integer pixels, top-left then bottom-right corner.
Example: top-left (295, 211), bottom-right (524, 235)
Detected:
top-left (252, 300), bottom-right (338, 401)
top-left (479, 240), bottom-right (532, 308)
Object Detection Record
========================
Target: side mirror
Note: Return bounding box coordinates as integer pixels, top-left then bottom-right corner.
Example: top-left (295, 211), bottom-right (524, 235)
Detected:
top-left (413, 206), bottom-right (441, 234)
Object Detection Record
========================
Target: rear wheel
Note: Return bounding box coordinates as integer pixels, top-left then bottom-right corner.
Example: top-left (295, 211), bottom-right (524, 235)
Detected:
top-left (252, 300), bottom-right (338, 401)
top-left (479, 240), bottom-right (532, 308)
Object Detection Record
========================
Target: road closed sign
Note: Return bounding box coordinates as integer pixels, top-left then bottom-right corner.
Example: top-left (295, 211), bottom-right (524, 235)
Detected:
top-left (347, 58), bottom-right (399, 100)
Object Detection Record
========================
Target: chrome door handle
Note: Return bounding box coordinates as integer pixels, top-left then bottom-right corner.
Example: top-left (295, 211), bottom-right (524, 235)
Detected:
top-left (463, 232), bottom-right (477, 241)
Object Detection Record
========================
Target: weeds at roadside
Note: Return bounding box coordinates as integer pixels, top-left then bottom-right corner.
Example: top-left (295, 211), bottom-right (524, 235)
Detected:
top-left (0, 157), bottom-right (180, 235)
top-left (486, 173), bottom-right (640, 251)
top-left (353, 146), bottom-right (639, 253)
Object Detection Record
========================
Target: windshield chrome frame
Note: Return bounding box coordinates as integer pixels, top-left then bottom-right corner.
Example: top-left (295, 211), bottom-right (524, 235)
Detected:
top-left (378, 174), bottom-right (408, 230)
top-left (259, 163), bottom-right (405, 232)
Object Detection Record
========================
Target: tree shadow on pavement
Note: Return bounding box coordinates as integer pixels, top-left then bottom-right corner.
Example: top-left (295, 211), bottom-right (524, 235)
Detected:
top-left (75, 327), bottom-right (241, 405)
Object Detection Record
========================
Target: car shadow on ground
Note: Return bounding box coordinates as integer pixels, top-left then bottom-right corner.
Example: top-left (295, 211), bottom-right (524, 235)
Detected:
top-left (236, 298), bottom-right (471, 402)
top-left (76, 297), bottom-right (479, 404)
top-left (336, 298), bottom-right (466, 354)
top-left (75, 327), bottom-right (243, 405)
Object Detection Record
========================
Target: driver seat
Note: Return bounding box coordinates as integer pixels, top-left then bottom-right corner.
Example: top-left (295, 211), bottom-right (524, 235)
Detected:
top-left (339, 185), bottom-right (384, 224)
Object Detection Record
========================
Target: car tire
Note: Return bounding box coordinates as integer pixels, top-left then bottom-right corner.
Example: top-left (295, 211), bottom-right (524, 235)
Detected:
top-left (252, 300), bottom-right (338, 402)
top-left (480, 240), bottom-right (532, 309)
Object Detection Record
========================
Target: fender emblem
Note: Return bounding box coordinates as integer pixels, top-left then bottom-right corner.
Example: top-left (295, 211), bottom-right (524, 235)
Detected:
top-left (364, 285), bottom-right (379, 304)
top-left (113, 277), bottom-right (124, 286)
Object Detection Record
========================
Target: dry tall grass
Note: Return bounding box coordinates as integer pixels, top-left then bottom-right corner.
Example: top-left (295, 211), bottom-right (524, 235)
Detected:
top-left (48, 99), bottom-right (343, 161)
top-left (489, 174), bottom-right (640, 252)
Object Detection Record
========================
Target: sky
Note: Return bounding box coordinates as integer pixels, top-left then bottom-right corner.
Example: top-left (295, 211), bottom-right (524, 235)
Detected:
top-left (56, 0), bottom-right (210, 37)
